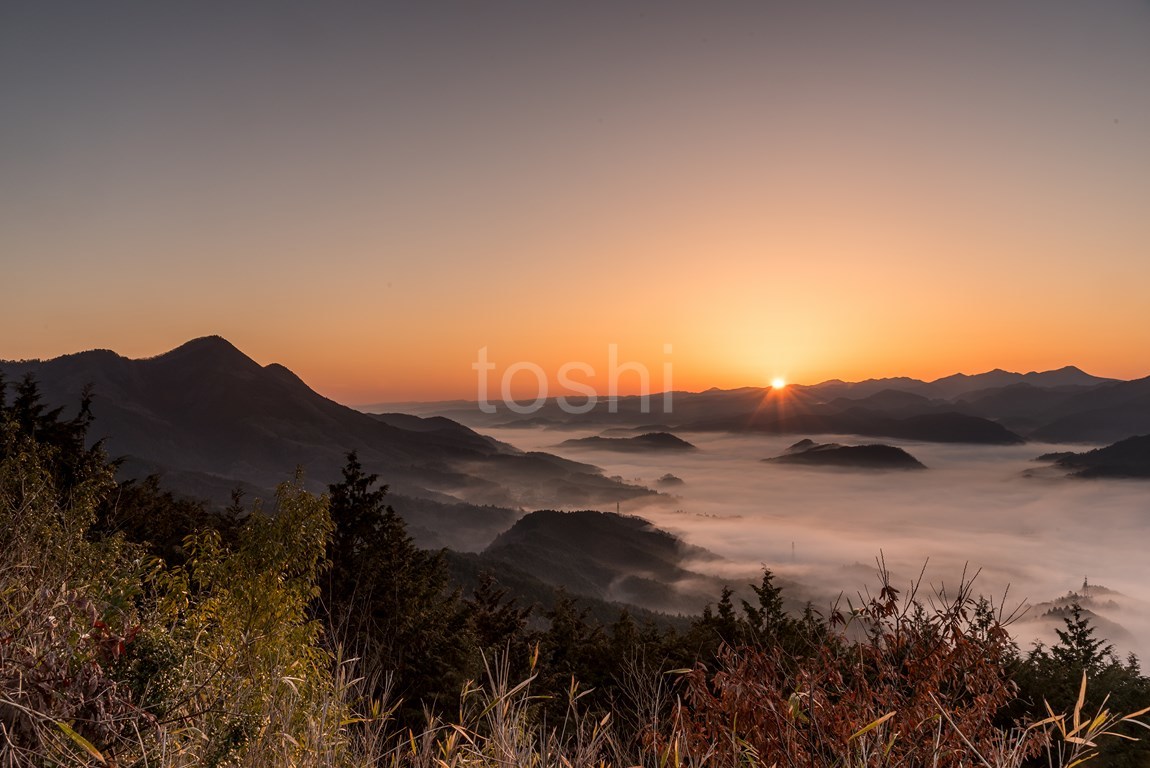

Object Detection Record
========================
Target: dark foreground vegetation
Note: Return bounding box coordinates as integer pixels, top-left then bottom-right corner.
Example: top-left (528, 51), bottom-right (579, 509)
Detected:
top-left (2, 375), bottom-right (1148, 767)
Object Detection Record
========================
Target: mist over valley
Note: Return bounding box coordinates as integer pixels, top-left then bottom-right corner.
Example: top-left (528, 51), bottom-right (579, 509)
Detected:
top-left (5, 338), bottom-right (1147, 659)
top-left (474, 425), bottom-right (1150, 659)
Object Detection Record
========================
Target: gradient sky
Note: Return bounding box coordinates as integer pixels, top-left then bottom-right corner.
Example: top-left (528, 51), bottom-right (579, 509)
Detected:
top-left (2, 1), bottom-right (1149, 403)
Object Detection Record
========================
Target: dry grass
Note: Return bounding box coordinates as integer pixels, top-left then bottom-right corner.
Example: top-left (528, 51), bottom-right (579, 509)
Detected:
top-left (2, 441), bottom-right (1147, 767)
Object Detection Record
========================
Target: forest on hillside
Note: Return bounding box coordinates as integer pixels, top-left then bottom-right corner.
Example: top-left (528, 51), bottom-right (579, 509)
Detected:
top-left (2, 375), bottom-right (1149, 767)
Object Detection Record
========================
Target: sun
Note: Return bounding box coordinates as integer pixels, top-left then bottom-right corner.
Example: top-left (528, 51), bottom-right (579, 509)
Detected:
top-left (771, 377), bottom-right (787, 390)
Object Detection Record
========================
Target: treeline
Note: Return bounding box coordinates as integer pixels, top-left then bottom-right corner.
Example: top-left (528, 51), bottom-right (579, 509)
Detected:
top-left (1, 375), bottom-right (1148, 767)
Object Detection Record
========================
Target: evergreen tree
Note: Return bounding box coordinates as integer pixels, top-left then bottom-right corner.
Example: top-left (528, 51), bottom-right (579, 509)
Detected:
top-left (741, 568), bottom-right (785, 643)
top-left (0, 375), bottom-right (107, 503)
top-left (327, 450), bottom-right (388, 573)
top-left (1015, 603), bottom-right (1150, 768)
top-left (322, 451), bottom-right (467, 726)
top-left (463, 571), bottom-right (532, 676)
top-left (1050, 602), bottom-right (1115, 673)
top-left (93, 474), bottom-right (232, 561)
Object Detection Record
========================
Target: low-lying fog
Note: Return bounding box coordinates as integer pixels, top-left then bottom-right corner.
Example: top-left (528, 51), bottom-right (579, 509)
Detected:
top-left (486, 427), bottom-right (1150, 659)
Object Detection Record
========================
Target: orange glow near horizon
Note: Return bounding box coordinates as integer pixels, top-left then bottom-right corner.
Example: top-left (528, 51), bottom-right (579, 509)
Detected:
top-left (4, 327), bottom-right (1149, 406)
top-left (3, 3), bottom-right (1150, 404)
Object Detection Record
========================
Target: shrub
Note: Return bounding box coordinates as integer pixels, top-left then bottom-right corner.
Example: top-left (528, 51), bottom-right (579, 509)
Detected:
top-left (672, 564), bottom-right (1039, 767)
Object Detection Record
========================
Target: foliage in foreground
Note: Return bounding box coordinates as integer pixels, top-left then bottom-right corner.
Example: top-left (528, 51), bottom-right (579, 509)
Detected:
top-left (1, 375), bottom-right (1149, 767)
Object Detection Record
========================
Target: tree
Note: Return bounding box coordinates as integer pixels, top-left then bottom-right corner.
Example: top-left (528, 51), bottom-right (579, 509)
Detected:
top-left (741, 568), bottom-right (785, 643)
top-left (535, 590), bottom-right (611, 721)
top-left (321, 451), bottom-right (467, 726)
top-left (93, 474), bottom-right (244, 563)
top-left (326, 449), bottom-right (388, 572)
top-left (1015, 604), bottom-right (1150, 768)
top-left (0, 374), bottom-right (107, 505)
top-left (464, 571), bottom-right (532, 676)
top-left (1050, 602), bottom-right (1115, 673)
top-left (165, 475), bottom-right (336, 765)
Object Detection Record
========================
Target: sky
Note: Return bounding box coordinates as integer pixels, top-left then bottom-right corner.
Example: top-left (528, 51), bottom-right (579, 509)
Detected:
top-left (2, 1), bottom-right (1149, 403)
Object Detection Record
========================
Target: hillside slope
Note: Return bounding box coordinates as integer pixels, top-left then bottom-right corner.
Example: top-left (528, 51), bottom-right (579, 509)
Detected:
top-left (0, 337), bottom-right (652, 509)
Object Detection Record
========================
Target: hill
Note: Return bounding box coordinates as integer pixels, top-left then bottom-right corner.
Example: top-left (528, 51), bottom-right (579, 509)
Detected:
top-left (481, 509), bottom-right (722, 615)
top-left (1035, 435), bottom-right (1150, 479)
top-left (559, 432), bottom-right (697, 452)
top-left (1027, 377), bottom-right (1150, 444)
top-left (435, 376), bottom-right (1028, 445)
top-left (954, 383), bottom-right (1100, 435)
top-left (684, 409), bottom-right (1024, 445)
top-left (421, 364), bottom-right (1147, 445)
top-left (765, 440), bottom-right (927, 470)
top-left (0, 336), bottom-right (653, 510)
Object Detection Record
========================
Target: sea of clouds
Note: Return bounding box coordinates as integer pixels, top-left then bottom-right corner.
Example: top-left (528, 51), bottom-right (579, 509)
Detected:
top-left (484, 427), bottom-right (1150, 659)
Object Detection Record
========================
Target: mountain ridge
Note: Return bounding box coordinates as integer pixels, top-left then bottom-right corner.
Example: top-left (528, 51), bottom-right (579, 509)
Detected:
top-left (409, 365), bottom-right (1136, 445)
top-left (5, 339), bottom-right (1144, 450)
top-left (0, 336), bottom-right (653, 510)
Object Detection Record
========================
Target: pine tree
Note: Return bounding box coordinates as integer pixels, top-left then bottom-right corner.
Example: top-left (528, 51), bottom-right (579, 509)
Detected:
top-left (742, 568), bottom-right (785, 643)
top-left (1051, 602), bottom-right (1115, 673)
top-left (327, 450), bottom-right (388, 569)
top-left (0, 375), bottom-right (110, 507)
top-left (715, 586), bottom-right (740, 644)
top-left (464, 571), bottom-right (532, 670)
top-left (1016, 603), bottom-right (1150, 767)
top-left (321, 451), bottom-right (467, 726)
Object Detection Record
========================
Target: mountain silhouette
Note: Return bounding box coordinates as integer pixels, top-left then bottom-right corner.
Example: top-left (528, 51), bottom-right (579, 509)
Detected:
top-left (436, 364), bottom-right (1135, 445)
top-left (0, 337), bottom-right (653, 509)
top-left (1036, 435), bottom-right (1150, 478)
top-left (444, 381), bottom-right (1025, 444)
top-left (928, 366), bottom-right (1115, 400)
top-left (559, 432), bottom-right (697, 452)
top-left (802, 366), bottom-right (1115, 402)
top-left (765, 441), bottom-right (927, 470)
top-left (482, 509), bottom-right (721, 614)
top-left (683, 409), bottom-right (1024, 445)
top-left (1027, 376), bottom-right (1150, 443)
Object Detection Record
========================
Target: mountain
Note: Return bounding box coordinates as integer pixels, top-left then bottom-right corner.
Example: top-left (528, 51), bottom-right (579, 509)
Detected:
top-left (928, 369), bottom-right (1033, 400)
top-left (1027, 377), bottom-right (1150, 444)
top-left (1014, 583), bottom-right (1141, 656)
top-left (1035, 435), bottom-right (1150, 479)
top-left (765, 440), bottom-right (926, 470)
top-left (424, 364), bottom-right (1136, 445)
top-left (928, 366), bottom-right (1116, 400)
top-left (482, 509), bottom-right (722, 614)
top-left (822, 389), bottom-right (948, 418)
top-left (684, 409), bottom-right (1025, 445)
top-left (559, 432), bottom-right (697, 452)
top-left (442, 382), bottom-right (1024, 444)
top-left (797, 367), bottom-right (1115, 403)
top-left (954, 383), bottom-right (1101, 434)
top-left (0, 336), bottom-right (654, 510)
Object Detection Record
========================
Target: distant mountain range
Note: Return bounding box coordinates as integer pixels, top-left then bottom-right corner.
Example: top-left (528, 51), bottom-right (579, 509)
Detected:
top-left (0, 336), bottom-right (652, 513)
top-left (814, 365), bottom-right (1114, 401)
top-left (5, 336), bottom-right (1145, 623)
top-left (410, 365), bottom-right (1147, 445)
top-left (4, 336), bottom-right (1146, 525)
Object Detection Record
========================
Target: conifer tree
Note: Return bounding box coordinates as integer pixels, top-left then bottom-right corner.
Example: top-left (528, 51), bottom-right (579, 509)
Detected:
top-left (464, 571), bottom-right (532, 671)
top-left (322, 450), bottom-right (467, 726)
top-left (1051, 602), bottom-right (1115, 673)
